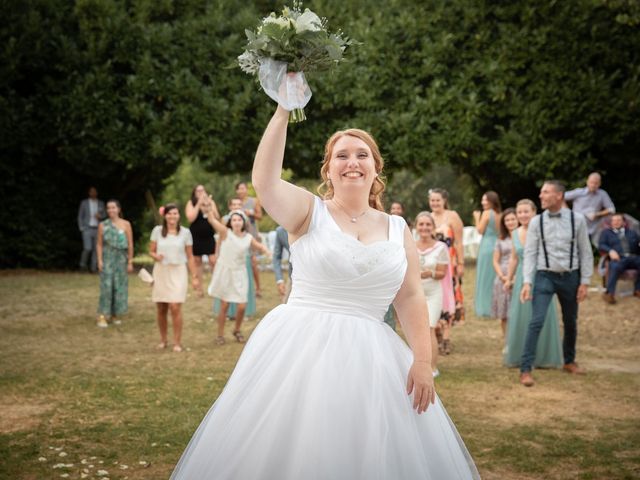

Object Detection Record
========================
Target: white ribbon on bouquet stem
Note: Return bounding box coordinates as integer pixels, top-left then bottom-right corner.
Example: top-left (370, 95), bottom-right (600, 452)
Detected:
top-left (258, 58), bottom-right (312, 111)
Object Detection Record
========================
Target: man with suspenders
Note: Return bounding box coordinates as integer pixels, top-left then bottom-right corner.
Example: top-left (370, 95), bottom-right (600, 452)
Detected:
top-left (519, 180), bottom-right (593, 387)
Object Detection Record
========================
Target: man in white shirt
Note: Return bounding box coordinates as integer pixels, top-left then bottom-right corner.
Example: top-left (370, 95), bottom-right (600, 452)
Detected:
top-left (77, 186), bottom-right (105, 272)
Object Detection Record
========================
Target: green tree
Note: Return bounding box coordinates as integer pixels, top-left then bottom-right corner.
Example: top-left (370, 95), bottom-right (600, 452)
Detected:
top-left (2, 0), bottom-right (639, 267)
top-left (0, 0), bottom-right (265, 266)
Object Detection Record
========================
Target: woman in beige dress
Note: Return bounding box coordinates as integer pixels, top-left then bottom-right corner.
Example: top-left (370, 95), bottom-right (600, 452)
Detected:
top-left (149, 204), bottom-right (199, 352)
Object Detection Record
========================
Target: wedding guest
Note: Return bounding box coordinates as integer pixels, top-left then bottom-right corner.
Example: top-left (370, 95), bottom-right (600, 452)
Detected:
top-left (186, 184), bottom-right (221, 297)
top-left (565, 172), bottom-right (615, 238)
top-left (383, 201), bottom-right (408, 330)
top-left (214, 198), bottom-right (257, 320)
top-left (149, 204), bottom-right (199, 353)
top-left (429, 188), bottom-right (465, 332)
top-left (77, 186), bottom-right (106, 272)
top-left (519, 181), bottom-right (593, 387)
top-left (236, 182), bottom-right (263, 297)
top-left (273, 225), bottom-right (292, 303)
top-left (96, 200), bottom-right (133, 327)
top-left (473, 191), bottom-right (501, 318)
top-left (491, 208), bottom-right (517, 338)
top-left (503, 199), bottom-right (562, 369)
top-left (390, 200), bottom-right (412, 228)
top-left (415, 211), bottom-right (451, 377)
top-left (598, 212), bottom-right (640, 303)
top-left (207, 210), bottom-right (270, 345)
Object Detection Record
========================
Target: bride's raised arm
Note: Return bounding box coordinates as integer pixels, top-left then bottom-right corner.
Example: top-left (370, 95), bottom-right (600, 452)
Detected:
top-left (252, 106), bottom-right (315, 241)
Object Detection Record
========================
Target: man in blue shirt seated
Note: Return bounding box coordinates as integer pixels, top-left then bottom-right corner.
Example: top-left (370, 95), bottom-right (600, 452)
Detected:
top-left (598, 213), bottom-right (640, 304)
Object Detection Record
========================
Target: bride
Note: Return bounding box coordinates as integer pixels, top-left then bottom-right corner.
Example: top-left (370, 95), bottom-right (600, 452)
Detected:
top-left (170, 105), bottom-right (480, 479)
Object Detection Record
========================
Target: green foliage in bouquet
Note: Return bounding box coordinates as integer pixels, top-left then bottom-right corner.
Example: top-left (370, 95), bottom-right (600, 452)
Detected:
top-left (238, 2), bottom-right (353, 75)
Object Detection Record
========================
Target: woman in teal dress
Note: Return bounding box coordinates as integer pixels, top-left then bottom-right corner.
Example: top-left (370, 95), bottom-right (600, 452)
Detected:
top-left (473, 191), bottom-right (501, 318)
top-left (503, 199), bottom-right (563, 368)
top-left (96, 200), bottom-right (133, 327)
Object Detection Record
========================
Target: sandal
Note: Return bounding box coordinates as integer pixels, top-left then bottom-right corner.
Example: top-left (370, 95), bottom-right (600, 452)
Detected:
top-left (173, 344), bottom-right (183, 353)
top-left (156, 341), bottom-right (168, 350)
top-left (233, 331), bottom-right (245, 343)
top-left (215, 336), bottom-right (225, 346)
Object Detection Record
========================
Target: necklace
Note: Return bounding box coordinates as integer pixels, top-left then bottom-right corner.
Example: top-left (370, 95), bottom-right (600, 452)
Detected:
top-left (332, 199), bottom-right (368, 223)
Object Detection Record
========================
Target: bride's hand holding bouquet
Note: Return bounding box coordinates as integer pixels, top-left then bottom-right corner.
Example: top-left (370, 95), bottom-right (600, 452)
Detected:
top-left (238, 2), bottom-right (353, 122)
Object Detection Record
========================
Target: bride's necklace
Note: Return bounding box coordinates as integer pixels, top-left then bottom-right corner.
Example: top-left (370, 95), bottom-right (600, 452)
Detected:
top-left (332, 199), bottom-right (368, 223)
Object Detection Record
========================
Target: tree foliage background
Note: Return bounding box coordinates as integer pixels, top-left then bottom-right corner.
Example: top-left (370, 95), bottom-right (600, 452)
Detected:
top-left (1, 0), bottom-right (638, 267)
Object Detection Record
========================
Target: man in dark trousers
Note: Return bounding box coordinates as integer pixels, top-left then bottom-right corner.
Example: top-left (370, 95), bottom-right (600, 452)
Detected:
top-left (598, 213), bottom-right (640, 304)
top-left (519, 180), bottom-right (593, 387)
top-left (273, 225), bottom-right (292, 303)
top-left (77, 186), bottom-right (105, 272)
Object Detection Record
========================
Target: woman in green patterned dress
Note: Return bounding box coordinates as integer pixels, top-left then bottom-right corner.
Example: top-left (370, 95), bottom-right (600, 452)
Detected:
top-left (96, 200), bottom-right (134, 327)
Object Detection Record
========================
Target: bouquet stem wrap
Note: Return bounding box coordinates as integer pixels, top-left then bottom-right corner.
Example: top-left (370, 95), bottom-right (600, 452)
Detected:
top-left (258, 59), bottom-right (312, 123)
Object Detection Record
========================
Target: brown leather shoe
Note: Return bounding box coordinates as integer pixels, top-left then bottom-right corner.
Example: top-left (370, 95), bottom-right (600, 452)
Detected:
top-left (563, 363), bottom-right (586, 375)
top-left (519, 372), bottom-right (535, 387)
top-left (602, 292), bottom-right (616, 304)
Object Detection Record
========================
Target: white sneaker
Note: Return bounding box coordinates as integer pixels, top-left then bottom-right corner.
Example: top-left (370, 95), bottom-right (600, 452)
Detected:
top-left (113, 319), bottom-right (122, 325)
top-left (96, 316), bottom-right (108, 328)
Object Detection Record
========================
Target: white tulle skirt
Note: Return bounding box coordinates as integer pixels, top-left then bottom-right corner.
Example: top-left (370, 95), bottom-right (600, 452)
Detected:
top-left (170, 304), bottom-right (480, 479)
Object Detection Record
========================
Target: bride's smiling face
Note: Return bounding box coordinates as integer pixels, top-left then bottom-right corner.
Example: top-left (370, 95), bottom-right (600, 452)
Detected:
top-left (327, 136), bottom-right (376, 192)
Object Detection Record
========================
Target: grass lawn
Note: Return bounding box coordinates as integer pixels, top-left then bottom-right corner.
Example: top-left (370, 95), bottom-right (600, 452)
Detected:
top-left (0, 266), bottom-right (638, 479)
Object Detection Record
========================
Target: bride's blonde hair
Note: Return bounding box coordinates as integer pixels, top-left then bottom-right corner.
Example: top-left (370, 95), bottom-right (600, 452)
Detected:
top-left (317, 129), bottom-right (386, 211)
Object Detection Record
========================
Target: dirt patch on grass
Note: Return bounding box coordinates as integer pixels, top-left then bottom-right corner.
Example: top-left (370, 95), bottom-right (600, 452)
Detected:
top-left (478, 383), bottom-right (638, 429)
top-left (0, 398), bottom-right (52, 433)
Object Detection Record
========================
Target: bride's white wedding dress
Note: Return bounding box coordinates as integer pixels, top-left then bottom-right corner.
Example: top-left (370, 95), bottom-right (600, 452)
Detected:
top-left (171, 197), bottom-right (480, 479)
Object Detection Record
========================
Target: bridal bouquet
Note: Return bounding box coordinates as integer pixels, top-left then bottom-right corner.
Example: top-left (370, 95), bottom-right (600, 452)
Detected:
top-left (238, 2), bottom-right (353, 122)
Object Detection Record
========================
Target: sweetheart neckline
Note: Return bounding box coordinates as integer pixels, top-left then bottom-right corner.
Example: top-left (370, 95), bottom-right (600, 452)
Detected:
top-left (323, 201), bottom-right (396, 247)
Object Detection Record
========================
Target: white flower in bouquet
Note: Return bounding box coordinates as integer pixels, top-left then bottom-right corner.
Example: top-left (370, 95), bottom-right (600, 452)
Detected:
top-left (262, 14), bottom-right (293, 30)
top-left (237, 1), bottom-right (354, 123)
top-left (295, 9), bottom-right (322, 33)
